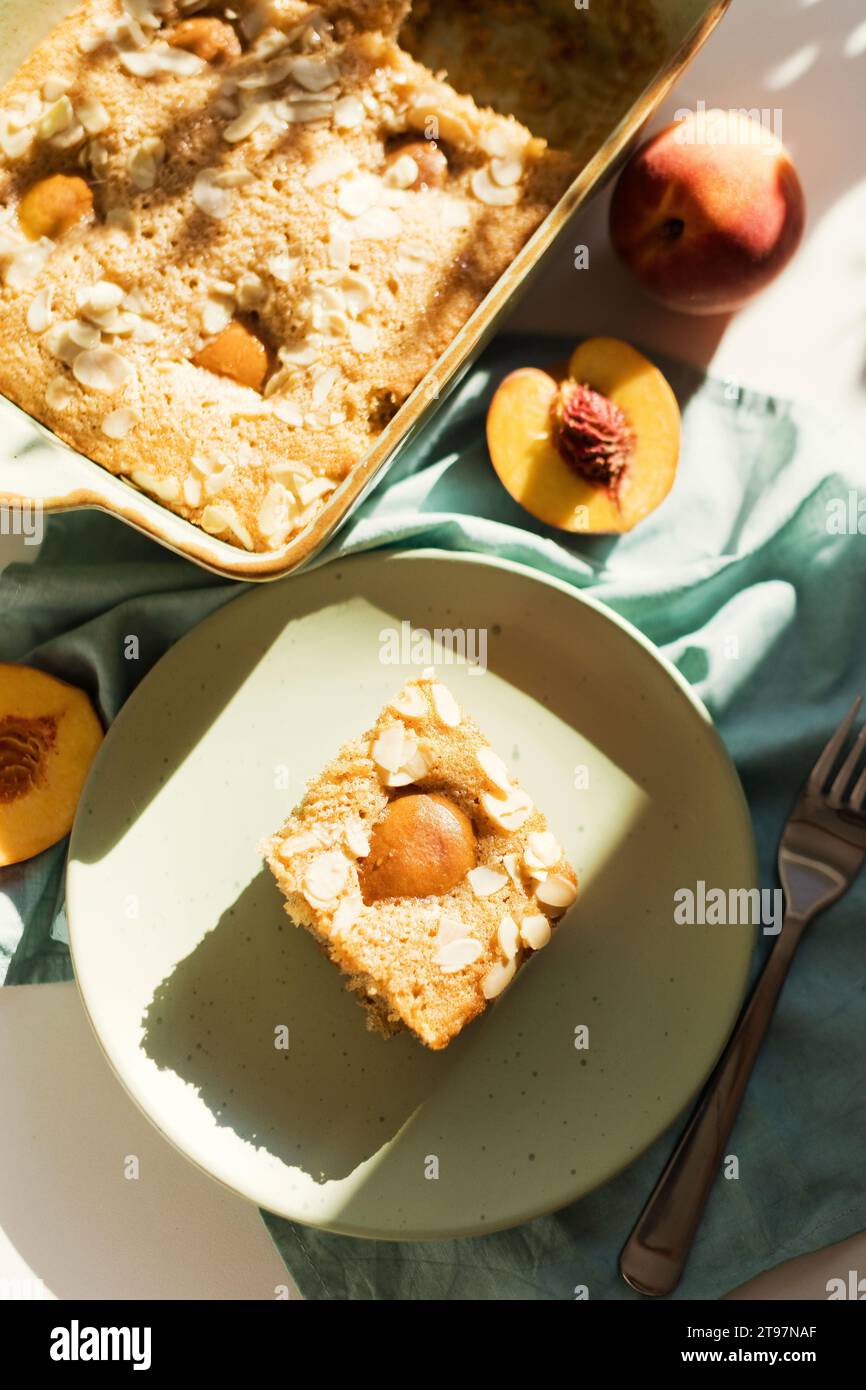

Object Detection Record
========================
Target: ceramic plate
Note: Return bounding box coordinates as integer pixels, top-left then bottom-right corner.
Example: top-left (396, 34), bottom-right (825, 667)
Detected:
top-left (67, 551), bottom-right (756, 1239)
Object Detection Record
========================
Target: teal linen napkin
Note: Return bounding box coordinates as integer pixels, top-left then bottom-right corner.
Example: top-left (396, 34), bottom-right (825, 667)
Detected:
top-left (2, 336), bottom-right (865, 1299)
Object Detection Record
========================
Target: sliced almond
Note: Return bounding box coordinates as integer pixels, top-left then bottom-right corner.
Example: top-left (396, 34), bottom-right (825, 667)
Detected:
top-left (467, 865), bottom-right (508, 899)
top-left (520, 912), bottom-right (552, 950)
top-left (302, 850), bottom-right (351, 908)
top-left (130, 468), bottom-right (181, 503)
top-left (26, 287), bottom-right (54, 334)
top-left (344, 823), bottom-right (370, 859)
top-left (481, 957), bottom-right (517, 1000)
top-left (200, 502), bottom-right (254, 550)
top-left (386, 737), bottom-right (430, 788)
top-left (267, 252), bottom-right (299, 283)
top-left (183, 475), bottom-right (203, 507)
top-left (68, 319), bottom-right (101, 349)
top-left (333, 94), bottom-right (364, 129)
top-left (482, 786), bottom-right (533, 833)
top-left (4, 239), bottom-right (53, 291)
top-left (43, 321), bottom-right (84, 365)
top-left (436, 936), bottom-right (482, 973)
top-left (471, 165), bottom-right (521, 207)
top-left (101, 407), bottom-right (137, 439)
top-left (72, 347), bottom-right (134, 393)
top-left (192, 166), bottom-right (250, 220)
top-left (38, 95), bottom-right (74, 140)
top-left (476, 745), bottom-right (513, 793)
top-left (127, 136), bottom-right (165, 191)
top-left (257, 482), bottom-right (292, 544)
top-left (431, 682), bottom-right (461, 728)
top-left (436, 913), bottom-right (468, 948)
top-left (290, 56), bottom-right (340, 93)
top-left (76, 99), bottom-right (110, 135)
top-left (535, 873), bottom-right (578, 914)
top-left (383, 154), bottom-right (419, 190)
top-left (331, 892), bottom-right (363, 938)
top-left (347, 320), bottom-right (377, 354)
top-left (370, 722), bottom-right (406, 774)
top-left (497, 913), bottom-right (520, 960)
top-left (277, 830), bottom-right (321, 861)
top-left (351, 206), bottom-right (400, 240)
top-left (201, 291), bottom-right (235, 336)
top-left (270, 398), bottom-right (303, 426)
top-left (390, 685), bottom-right (427, 719)
top-left (223, 103), bottom-right (268, 143)
top-left (490, 156), bottom-right (523, 188)
top-left (502, 852), bottom-right (523, 888)
top-left (336, 172), bottom-right (381, 218)
top-left (45, 374), bottom-right (75, 410)
top-left (304, 150), bottom-right (356, 188)
top-left (525, 830), bottom-right (561, 869)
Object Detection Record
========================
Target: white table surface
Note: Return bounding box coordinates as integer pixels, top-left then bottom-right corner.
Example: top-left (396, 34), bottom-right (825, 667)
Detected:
top-left (3, 0), bottom-right (865, 1300)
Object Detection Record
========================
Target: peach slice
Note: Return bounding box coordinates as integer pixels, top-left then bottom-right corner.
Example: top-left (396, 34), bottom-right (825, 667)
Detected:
top-left (0, 664), bottom-right (103, 867)
top-left (486, 337), bottom-right (680, 533)
top-left (19, 174), bottom-right (93, 241)
top-left (359, 793), bottom-right (477, 902)
top-left (193, 320), bottom-right (269, 392)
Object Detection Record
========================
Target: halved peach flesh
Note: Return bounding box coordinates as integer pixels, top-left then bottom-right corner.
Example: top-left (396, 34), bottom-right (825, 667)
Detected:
top-left (0, 663), bottom-right (103, 866)
top-left (486, 338), bottom-right (680, 534)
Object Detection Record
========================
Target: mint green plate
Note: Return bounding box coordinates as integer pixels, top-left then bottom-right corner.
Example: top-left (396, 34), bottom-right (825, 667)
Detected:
top-left (67, 551), bottom-right (756, 1239)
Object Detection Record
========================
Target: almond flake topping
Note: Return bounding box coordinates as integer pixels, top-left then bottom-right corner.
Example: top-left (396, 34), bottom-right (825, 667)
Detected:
top-left (535, 873), bottom-right (578, 914)
top-left (370, 721), bottom-right (407, 774)
top-left (290, 56), bottom-right (340, 93)
top-left (331, 893), bottom-right (363, 938)
top-left (390, 685), bottom-right (427, 719)
top-left (520, 913), bottom-right (552, 950)
top-left (476, 745), bottom-right (513, 793)
top-left (524, 830), bottom-right (561, 872)
top-left (26, 288), bottom-right (54, 334)
top-left (343, 823), bottom-right (370, 859)
top-left (192, 166), bottom-right (253, 220)
top-left (127, 136), bottom-right (165, 189)
top-left (200, 503), bottom-right (254, 550)
top-left (278, 830), bottom-right (321, 861)
top-left (481, 957), bottom-right (517, 1000)
top-left (130, 468), bottom-right (181, 503)
top-left (471, 165), bottom-right (521, 207)
top-left (101, 407), bottom-right (138, 439)
top-left (481, 786), bottom-right (533, 833)
top-left (490, 156), bottom-right (523, 188)
top-left (72, 347), bottom-right (135, 393)
top-left (467, 866), bottom-right (508, 898)
top-left (333, 95), bottom-right (364, 129)
top-left (45, 375), bottom-right (75, 410)
top-left (436, 913), bottom-right (468, 948)
top-left (224, 103), bottom-right (270, 143)
top-left (497, 914), bottom-right (520, 960)
top-left (431, 682), bottom-right (461, 728)
top-left (436, 936), bottom-right (483, 973)
top-left (303, 850), bottom-right (351, 908)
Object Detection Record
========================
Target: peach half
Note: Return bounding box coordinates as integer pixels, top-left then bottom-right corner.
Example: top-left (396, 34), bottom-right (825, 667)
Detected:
top-left (0, 663), bottom-right (103, 866)
top-left (486, 337), bottom-right (680, 533)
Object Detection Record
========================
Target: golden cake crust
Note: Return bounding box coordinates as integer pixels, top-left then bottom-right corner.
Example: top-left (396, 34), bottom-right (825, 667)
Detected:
top-left (0, 0), bottom-right (577, 551)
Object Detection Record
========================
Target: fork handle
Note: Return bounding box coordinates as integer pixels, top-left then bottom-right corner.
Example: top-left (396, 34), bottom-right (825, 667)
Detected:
top-left (619, 915), bottom-right (807, 1296)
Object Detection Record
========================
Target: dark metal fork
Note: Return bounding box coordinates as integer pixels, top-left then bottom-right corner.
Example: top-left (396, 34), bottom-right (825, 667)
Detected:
top-left (620, 697), bottom-right (866, 1297)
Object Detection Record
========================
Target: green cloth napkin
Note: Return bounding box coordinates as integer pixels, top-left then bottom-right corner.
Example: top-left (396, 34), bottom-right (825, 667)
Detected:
top-left (2, 336), bottom-right (865, 1300)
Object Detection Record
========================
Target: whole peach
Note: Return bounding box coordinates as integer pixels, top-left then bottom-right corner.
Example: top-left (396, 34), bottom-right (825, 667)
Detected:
top-left (609, 108), bottom-right (805, 315)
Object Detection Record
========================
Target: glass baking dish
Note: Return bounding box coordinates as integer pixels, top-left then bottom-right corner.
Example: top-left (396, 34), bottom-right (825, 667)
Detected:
top-left (0, 0), bottom-right (730, 579)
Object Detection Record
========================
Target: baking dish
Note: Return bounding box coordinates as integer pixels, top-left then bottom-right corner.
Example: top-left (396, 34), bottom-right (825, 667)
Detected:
top-left (0, 0), bottom-right (730, 580)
